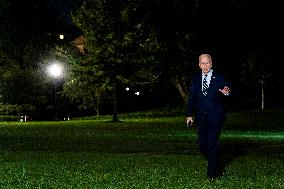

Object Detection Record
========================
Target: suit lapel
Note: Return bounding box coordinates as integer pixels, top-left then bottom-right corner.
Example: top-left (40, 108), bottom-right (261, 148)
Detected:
top-left (207, 71), bottom-right (216, 95)
top-left (197, 72), bottom-right (203, 95)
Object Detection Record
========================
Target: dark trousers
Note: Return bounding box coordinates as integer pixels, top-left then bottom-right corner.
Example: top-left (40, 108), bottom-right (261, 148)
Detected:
top-left (197, 112), bottom-right (222, 178)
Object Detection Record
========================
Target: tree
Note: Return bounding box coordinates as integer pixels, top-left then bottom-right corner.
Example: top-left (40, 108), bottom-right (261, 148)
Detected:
top-left (148, 31), bottom-right (197, 103)
top-left (58, 45), bottom-right (108, 116)
top-left (240, 51), bottom-right (275, 111)
top-left (0, 0), bottom-right (57, 117)
top-left (71, 0), bottom-right (159, 121)
top-left (133, 0), bottom-right (197, 104)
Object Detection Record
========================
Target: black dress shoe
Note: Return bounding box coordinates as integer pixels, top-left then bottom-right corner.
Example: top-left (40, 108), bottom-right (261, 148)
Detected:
top-left (207, 169), bottom-right (224, 180)
top-left (216, 164), bottom-right (225, 177)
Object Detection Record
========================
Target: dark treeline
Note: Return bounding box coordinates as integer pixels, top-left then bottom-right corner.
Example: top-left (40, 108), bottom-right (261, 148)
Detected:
top-left (0, 0), bottom-right (283, 120)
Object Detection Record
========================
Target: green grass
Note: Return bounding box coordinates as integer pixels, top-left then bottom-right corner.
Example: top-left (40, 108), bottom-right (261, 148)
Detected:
top-left (1, 152), bottom-right (282, 189)
top-left (0, 110), bottom-right (283, 188)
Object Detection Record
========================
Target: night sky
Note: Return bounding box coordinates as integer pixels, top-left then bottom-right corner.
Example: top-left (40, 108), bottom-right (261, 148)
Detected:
top-left (46, 0), bottom-right (83, 25)
top-left (191, 2), bottom-right (283, 83)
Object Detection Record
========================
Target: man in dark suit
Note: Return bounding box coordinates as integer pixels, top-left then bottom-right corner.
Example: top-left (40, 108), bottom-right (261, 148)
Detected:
top-left (186, 53), bottom-right (231, 179)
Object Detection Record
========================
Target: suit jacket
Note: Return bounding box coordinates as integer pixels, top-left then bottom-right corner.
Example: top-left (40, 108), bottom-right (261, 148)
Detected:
top-left (187, 70), bottom-right (230, 125)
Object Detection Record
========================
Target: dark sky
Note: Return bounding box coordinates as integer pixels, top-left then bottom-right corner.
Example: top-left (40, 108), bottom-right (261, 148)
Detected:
top-left (4, 0), bottom-right (82, 34)
top-left (191, 2), bottom-right (283, 80)
top-left (46, 0), bottom-right (83, 25)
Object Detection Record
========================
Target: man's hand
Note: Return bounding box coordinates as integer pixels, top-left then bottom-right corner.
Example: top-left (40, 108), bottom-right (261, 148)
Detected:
top-left (186, 117), bottom-right (194, 127)
top-left (219, 86), bottom-right (230, 95)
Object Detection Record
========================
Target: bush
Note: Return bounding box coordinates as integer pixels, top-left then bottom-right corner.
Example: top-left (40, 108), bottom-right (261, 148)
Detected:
top-left (0, 115), bottom-right (18, 121)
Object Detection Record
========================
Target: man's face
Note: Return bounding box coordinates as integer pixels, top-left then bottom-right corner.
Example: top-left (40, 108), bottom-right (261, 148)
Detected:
top-left (199, 56), bottom-right (212, 74)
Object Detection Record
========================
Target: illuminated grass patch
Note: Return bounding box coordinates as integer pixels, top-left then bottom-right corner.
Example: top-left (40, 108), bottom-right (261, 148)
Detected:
top-left (222, 131), bottom-right (284, 140)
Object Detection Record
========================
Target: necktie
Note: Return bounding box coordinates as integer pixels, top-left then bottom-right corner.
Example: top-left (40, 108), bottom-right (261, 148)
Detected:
top-left (203, 75), bottom-right (208, 96)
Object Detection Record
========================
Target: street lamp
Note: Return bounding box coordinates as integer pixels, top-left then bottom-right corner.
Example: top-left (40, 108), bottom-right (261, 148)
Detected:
top-left (59, 34), bottom-right (64, 40)
top-left (48, 62), bottom-right (63, 120)
top-left (48, 63), bottom-right (63, 78)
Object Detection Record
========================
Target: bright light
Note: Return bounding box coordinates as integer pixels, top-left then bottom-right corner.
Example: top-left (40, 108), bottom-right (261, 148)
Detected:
top-left (59, 34), bottom-right (64, 40)
top-left (135, 91), bottom-right (140, 95)
top-left (126, 87), bottom-right (130, 91)
top-left (48, 63), bottom-right (63, 78)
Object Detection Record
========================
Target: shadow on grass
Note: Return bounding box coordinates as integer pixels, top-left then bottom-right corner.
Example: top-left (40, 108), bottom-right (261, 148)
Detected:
top-left (219, 139), bottom-right (284, 172)
top-left (1, 136), bottom-right (283, 155)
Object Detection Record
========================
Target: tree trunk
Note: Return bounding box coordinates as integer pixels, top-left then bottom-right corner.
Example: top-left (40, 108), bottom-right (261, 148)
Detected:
top-left (260, 79), bottom-right (265, 111)
top-left (112, 84), bottom-right (118, 122)
top-left (174, 77), bottom-right (188, 103)
top-left (96, 100), bottom-right (100, 117)
top-left (95, 90), bottom-right (101, 117)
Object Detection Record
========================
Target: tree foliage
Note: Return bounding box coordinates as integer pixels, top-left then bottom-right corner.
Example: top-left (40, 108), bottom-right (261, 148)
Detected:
top-left (70, 0), bottom-right (165, 120)
top-left (240, 51), bottom-right (278, 110)
top-left (67, 0), bottom-right (199, 119)
top-left (0, 0), bottom-right (56, 117)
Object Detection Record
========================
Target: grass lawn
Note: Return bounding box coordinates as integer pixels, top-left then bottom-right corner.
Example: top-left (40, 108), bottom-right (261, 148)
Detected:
top-left (0, 110), bottom-right (283, 188)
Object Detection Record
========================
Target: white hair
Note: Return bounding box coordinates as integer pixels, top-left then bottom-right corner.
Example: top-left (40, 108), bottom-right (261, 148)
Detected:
top-left (199, 54), bottom-right (212, 63)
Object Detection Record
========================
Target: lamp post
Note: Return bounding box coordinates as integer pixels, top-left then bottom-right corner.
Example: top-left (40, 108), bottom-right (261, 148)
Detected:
top-left (48, 63), bottom-right (63, 120)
